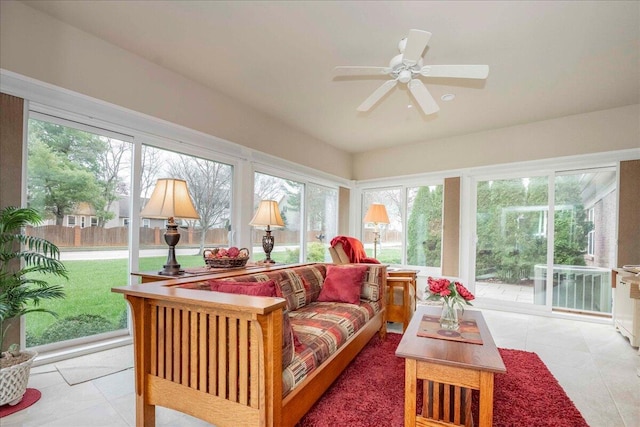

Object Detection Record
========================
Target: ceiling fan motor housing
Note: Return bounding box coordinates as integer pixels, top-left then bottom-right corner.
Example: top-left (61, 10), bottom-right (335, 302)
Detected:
top-left (389, 54), bottom-right (423, 82)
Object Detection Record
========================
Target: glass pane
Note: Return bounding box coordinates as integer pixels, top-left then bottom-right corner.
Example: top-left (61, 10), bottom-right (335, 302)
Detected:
top-left (406, 185), bottom-right (443, 267)
top-left (552, 170), bottom-right (615, 314)
top-left (26, 118), bottom-right (131, 347)
top-left (139, 146), bottom-right (233, 271)
top-left (305, 184), bottom-right (338, 263)
top-left (253, 172), bottom-right (303, 263)
top-left (475, 177), bottom-right (548, 305)
top-left (362, 188), bottom-right (402, 263)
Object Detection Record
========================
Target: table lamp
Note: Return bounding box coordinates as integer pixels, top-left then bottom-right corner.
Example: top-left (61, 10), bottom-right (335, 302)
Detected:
top-left (250, 200), bottom-right (285, 263)
top-left (141, 178), bottom-right (200, 275)
top-left (363, 203), bottom-right (390, 259)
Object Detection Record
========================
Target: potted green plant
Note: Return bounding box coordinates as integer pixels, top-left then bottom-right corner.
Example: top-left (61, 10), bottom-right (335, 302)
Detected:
top-left (0, 206), bottom-right (66, 406)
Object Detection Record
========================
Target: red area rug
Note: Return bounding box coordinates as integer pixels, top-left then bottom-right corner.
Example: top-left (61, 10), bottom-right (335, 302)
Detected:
top-left (0, 388), bottom-right (42, 418)
top-left (298, 334), bottom-right (588, 427)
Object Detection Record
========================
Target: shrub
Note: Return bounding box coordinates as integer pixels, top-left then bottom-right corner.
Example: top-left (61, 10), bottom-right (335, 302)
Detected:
top-left (31, 314), bottom-right (115, 346)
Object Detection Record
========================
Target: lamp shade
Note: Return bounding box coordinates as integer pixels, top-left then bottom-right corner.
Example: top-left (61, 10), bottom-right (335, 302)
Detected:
top-left (250, 200), bottom-right (285, 228)
top-left (140, 178), bottom-right (200, 220)
top-left (363, 203), bottom-right (390, 225)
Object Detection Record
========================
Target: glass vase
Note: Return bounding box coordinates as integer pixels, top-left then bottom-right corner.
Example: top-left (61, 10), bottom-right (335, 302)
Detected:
top-left (440, 299), bottom-right (459, 330)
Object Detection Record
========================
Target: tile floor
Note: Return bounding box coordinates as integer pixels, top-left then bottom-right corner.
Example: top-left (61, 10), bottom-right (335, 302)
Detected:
top-left (2, 309), bottom-right (639, 427)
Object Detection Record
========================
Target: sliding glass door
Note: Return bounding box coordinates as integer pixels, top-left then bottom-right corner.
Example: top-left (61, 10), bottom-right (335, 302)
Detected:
top-left (475, 176), bottom-right (549, 306)
top-left (473, 168), bottom-right (616, 315)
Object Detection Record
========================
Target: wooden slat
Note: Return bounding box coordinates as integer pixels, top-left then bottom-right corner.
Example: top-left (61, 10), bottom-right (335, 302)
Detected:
top-left (173, 308), bottom-right (181, 382)
top-left (229, 318), bottom-right (238, 402)
top-left (165, 308), bottom-right (173, 380)
top-left (443, 383), bottom-right (451, 422)
top-left (198, 313), bottom-right (208, 392)
top-left (250, 321), bottom-right (259, 409)
top-left (158, 307), bottom-right (166, 378)
top-left (209, 315), bottom-right (218, 395)
top-left (190, 311), bottom-right (198, 388)
top-left (218, 316), bottom-right (227, 398)
top-left (433, 382), bottom-right (441, 420)
top-left (453, 386), bottom-right (461, 425)
top-left (182, 310), bottom-right (190, 386)
top-left (463, 388), bottom-right (472, 426)
top-left (150, 305), bottom-right (157, 376)
top-left (423, 381), bottom-right (431, 418)
top-left (239, 319), bottom-right (249, 405)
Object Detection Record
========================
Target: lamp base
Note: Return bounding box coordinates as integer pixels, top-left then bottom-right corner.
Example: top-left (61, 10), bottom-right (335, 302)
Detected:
top-left (159, 219), bottom-right (183, 276)
top-left (158, 266), bottom-right (184, 276)
top-left (262, 229), bottom-right (276, 264)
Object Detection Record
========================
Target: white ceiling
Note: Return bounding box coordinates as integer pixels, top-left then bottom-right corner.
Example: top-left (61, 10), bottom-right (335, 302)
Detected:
top-left (22, 1), bottom-right (640, 154)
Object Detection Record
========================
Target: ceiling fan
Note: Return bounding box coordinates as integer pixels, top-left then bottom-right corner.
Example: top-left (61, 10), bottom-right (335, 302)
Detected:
top-left (334, 30), bottom-right (489, 115)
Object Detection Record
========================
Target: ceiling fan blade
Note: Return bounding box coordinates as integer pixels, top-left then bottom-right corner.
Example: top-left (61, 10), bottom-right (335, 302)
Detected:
top-left (419, 65), bottom-right (489, 79)
top-left (357, 80), bottom-right (398, 111)
top-left (408, 79), bottom-right (439, 115)
top-left (333, 66), bottom-right (391, 76)
top-left (402, 30), bottom-right (432, 66)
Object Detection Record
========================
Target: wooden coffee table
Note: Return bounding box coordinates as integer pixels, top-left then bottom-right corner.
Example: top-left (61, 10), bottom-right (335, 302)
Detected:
top-left (395, 306), bottom-right (506, 427)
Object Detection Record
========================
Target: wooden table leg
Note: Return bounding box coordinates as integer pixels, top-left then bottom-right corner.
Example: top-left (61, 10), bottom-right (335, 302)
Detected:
top-left (405, 359), bottom-right (417, 427)
top-left (478, 371), bottom-right (495, 427)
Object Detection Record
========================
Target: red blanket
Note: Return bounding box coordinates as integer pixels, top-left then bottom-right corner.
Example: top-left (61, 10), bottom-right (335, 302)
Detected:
top-left (330, 236), bottom-right (380, 264)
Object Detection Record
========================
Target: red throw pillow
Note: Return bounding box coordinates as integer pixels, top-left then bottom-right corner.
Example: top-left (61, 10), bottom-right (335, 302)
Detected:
top-left (208, 279), bottom-right (277, 297)
top-left (317, 264), bottom-right (368, 304)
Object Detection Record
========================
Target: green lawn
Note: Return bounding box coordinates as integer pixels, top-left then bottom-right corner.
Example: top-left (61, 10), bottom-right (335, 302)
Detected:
top-left (26, 254), bottom-right (204, 346)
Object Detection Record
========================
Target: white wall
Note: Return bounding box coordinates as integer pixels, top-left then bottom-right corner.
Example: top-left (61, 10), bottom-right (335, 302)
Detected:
top-left (0, 0), bottom-right (352, 179)
top-left (354, 104), bottom-right (640, 180)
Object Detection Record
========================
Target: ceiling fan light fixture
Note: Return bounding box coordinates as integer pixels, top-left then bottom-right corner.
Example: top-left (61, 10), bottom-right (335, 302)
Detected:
top-left (398, 69), bottom-right (412, 83)
top-left (441, 94), bottom-right (456, 102)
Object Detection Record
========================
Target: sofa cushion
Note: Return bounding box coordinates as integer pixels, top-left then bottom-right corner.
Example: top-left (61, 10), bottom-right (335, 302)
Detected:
top-left (317, 264), bottom-right (367, 304)
top-left (212, 265), bottom-right (327, 311)
top-left (282, 300), bottom-right (380, 396)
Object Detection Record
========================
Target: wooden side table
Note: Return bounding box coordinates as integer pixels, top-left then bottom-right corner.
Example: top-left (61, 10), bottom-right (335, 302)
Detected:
top-left (387, 269), bottom-right (418, 331)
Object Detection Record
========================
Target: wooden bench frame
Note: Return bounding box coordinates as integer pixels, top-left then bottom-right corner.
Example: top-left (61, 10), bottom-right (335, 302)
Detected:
top-left (113, 264), bottom-right (387, 426)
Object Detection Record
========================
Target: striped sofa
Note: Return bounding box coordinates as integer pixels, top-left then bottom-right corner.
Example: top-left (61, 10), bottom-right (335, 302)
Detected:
top-left (113, 263), bottom-right (387, 427)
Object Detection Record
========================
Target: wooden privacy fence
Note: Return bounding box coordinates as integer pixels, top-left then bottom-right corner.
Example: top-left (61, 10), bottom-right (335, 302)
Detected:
top-left (26, 225), bottom-right (336, 248)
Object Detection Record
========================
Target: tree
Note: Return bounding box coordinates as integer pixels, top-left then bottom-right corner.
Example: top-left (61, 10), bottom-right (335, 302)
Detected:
top-left (407, 186), bottom-right (443, 267)
top-left (27, 140), bottom-right (101, 225)
top-left (140, 146), bottom-right (164, 206)
top-left (28, 119), bottom-right (118, 226)
top-left (167, 155), bottom-right (232, 254)
top-left (95, 138), bottom-right (130, 226)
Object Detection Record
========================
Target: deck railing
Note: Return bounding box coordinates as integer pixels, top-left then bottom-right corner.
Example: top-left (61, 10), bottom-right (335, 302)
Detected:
top-left (534, 265), bottom-right (611, 314)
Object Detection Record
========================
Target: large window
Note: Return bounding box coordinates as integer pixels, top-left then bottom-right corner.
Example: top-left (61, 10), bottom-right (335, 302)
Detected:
top-left (138, 145), bottom-right (233, 270)
top-left (253, 172), bottom-right (303, 263)
top-left (362, 188), bottom-right (402, 263)
top-left (361, 185), bottom-right (443, 267)
top-left (305, 184), bottom-right (338, 263)
top-left (26, 116), bottom-right (132, 347)
top-left (406, 185), bottom-right (443, 267)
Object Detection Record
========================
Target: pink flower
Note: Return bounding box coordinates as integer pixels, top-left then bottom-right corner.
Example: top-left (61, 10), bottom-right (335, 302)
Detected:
top-left (455, 282), bottom-right (475, 301)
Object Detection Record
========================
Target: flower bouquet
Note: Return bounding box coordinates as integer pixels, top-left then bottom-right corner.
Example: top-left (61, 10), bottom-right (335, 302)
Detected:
top-left (426, 277), bottom-right (475, 330)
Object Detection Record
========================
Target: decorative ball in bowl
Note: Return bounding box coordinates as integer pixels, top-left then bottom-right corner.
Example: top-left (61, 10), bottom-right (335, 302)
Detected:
top-left (203, 247), bottom-right (250, 268)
